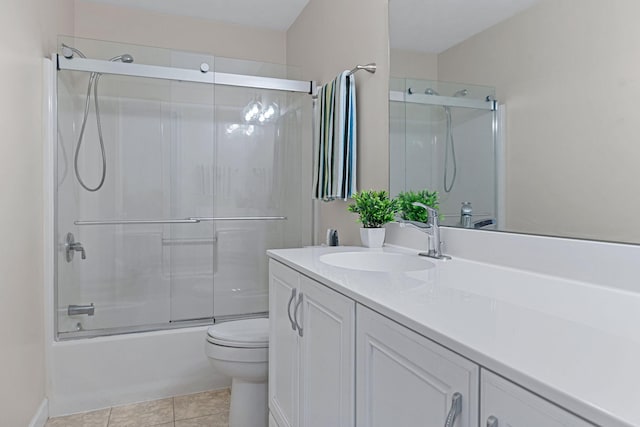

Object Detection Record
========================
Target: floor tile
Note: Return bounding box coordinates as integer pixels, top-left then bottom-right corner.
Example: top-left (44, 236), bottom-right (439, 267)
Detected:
top-left (45, 408), bottom-right (110, 427)
top-left (175, 413), bottom-right (229, 427)
top-left (174, 389), bottom-right (230, 421)
top-left (107, 397), bottom-right (174, 427)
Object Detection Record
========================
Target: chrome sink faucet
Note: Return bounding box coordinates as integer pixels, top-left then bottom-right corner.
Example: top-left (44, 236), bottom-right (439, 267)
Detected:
top-left (398, 202), bottom-right (451, 260)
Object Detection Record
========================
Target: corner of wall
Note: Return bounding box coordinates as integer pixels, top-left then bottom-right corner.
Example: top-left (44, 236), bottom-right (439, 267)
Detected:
top-left (28, 399), bottom-right (49, 427)
top-left (286, 0), bottom-right (390, 245)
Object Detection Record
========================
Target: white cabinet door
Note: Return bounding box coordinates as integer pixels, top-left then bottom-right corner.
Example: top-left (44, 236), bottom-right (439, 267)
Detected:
top-left (299, 276), bottom-right (355, 427)
top-left (480, 370), bottom-right (594, 427)
top-left (269, 260), bottom-right (356, 427)
top-left (269, 260), bottom-right (300, 427)
top-left (356, 304), bottom-right (479, 427)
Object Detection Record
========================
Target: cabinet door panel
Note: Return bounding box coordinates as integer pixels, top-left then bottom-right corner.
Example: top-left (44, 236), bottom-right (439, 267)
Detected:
top-left (356, 305), bottom-right (479, 427)
top-left (269, 260), bottom-right (300, 427)
top-left (299, 276), bottom-right (355, 427)
top-left (481, 370), bottom-right (594, 427)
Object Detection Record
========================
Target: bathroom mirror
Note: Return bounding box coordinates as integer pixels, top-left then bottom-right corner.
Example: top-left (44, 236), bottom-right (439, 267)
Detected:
top-left (389, 0), bottom-right (640, 245)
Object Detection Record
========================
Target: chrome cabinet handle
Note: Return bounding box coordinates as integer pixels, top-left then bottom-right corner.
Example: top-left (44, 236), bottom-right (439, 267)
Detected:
top-left (294, 292), bottom-right (304, 337)
top-left (486, 415), bottom-right (498, 427)
top-left (287, 288), bottom-right (297, 330)
top-left (444, 392), bottom-right (462, 427)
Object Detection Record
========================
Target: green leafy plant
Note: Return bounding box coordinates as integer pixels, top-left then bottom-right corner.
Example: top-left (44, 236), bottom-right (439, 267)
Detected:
top-left (396, 189), bottom-right (440, 223)
top-left (347, 190), bottom-right (399, 228)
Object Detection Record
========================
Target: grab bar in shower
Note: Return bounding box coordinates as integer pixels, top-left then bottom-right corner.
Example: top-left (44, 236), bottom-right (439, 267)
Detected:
top-left (74, 219), bottom-right (201, 225)
top-left (74, 216), bottom-right (287, 226)
top-left (189, 216), bottom-right (287, 221)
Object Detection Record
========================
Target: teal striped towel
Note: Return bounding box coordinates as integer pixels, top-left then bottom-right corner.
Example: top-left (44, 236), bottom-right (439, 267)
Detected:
top-left (314, 70), bottom-right (357, 201)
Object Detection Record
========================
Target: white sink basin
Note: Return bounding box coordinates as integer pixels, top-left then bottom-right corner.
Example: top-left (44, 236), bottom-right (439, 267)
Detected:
top-left (319, 251), bottom-right (434, 273)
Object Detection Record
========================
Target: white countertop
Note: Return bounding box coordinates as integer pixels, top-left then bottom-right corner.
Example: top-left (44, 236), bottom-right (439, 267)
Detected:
top-left (267, 245), bottom-right (640, 427)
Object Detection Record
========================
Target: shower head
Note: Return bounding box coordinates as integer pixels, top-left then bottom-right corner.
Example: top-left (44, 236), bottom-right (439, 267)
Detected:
top-left (61, 44), bottom-right (87, 59)
top-left (109, 54), bottom-right (134, 63)
top-left (425, 88), bottom-right (440, 96)
top-left (453, 89), bottom-right (468, 97)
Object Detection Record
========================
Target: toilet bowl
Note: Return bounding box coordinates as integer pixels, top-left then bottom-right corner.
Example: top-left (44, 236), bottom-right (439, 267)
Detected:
top-left (206, 318), bottom-right (269, 427)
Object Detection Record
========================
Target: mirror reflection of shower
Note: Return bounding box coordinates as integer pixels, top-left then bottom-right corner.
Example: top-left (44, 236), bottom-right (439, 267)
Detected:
top-left (423, 87), bottom-right (468, 193)
top-left (61, 44), bottom-right (135, 192)
top-left (390, 78), bottom-right (499, 230)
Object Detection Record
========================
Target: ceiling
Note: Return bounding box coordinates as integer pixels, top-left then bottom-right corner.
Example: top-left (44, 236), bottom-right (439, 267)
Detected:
top-left (390, 0), bottom-right (540, 53)
top-left (80, 0), bottom-right (539, 52)
top-left (78, 0), bottom-right (311, 31)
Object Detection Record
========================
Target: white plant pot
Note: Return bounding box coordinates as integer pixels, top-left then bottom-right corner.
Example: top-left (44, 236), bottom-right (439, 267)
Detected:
top-left (360, 227), bottom-right (386, 248)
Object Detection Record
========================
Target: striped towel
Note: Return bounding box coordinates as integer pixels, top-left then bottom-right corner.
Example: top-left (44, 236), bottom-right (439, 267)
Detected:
top-left (314, 71), bottom-right (357, 201)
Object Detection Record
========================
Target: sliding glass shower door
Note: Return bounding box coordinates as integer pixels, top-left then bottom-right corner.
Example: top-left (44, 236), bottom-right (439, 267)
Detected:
top-left (390, 78), bottom-right (498, 228)
top-left (57, 56), bottom-right (215, 335)
top-left (56, 38), bottom-right (308, 338)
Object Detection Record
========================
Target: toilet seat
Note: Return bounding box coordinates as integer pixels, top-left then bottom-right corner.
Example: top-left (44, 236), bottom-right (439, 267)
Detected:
top-left (207, 318), bottom-right (268, 349)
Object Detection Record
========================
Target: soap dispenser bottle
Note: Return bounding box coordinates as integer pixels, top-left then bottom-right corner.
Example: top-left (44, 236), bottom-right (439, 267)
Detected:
top-left (460, 202), bottom-right (473, 228)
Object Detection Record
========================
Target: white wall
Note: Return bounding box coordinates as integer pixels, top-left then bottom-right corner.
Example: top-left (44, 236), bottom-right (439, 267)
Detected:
top-left (73, 1), bottom-right (287, 64)
top-left (390, 49), bottom-right (438, 80)
top-left (287, 0), bottom-right (390, 245)
top-left (438, 0), bottom-right (640, 243)
top-left (0, 0), bottom-right (73, 425)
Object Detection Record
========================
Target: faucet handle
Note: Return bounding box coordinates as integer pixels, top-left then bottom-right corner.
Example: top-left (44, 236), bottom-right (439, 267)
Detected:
top-left (65, 232), bottom-right (86, 262)
top-left (411, 202), bottom-right (438, 224)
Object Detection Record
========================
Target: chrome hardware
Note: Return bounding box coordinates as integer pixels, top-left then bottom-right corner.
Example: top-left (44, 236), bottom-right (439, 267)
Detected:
top-left (68, 303), bottom-right (95, 316)
top-left (294, 293), bottom-right (304, 337)
top-left (62, 46), bottom-right (74, 59)
top-left (75, 218), bottom-right (200, 226)
top-left (287, 288), bottom-right (298, 331)
top-left (486, 415), bottom-right (498, 427)
top-left (460, 202), bottom-right (473, 228)
top-left (190, 216), bottom-right (287, 222)
top-left (200, 63), bottom-right (210, 73)
top-left (474, 218), bottom-right (496, 229)
top-left (398, 203), bottom-right (451, 260)
top-left (444, 392), bottom-right (462, 427)
top-left (65, 232), bottom-right (86, 262)
top-left (347, 62), bottom-right (377, 76)
top-left (326, 229), bottom-right (339, 246)
top-left (57, 55), bottom-right (312, 93)
top-left (390, 90), bottom-right (496, 111)
top-left (74, 216), bottom-right (287, 226)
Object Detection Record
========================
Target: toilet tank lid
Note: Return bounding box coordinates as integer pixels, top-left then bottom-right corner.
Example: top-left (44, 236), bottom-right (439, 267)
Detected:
top-left (207, 318), bottom-right (269, 345)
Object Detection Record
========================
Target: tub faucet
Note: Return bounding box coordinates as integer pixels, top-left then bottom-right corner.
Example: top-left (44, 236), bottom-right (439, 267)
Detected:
top-left (397, 202), bottom-right (451, 260)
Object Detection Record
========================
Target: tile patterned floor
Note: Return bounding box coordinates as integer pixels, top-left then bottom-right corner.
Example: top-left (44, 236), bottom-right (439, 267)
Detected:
top-left (45, 389), bottom-right (230, 427)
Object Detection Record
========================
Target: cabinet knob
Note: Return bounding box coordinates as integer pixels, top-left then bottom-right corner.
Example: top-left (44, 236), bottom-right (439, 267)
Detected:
top-left (444, 392), bottom-right (462, 427)
top-left (486, 415), bottom-right (498, 427)
top-left (294, 292), bottom-right (304, 337)
top-left (287, 288), bottom-right (297, 331)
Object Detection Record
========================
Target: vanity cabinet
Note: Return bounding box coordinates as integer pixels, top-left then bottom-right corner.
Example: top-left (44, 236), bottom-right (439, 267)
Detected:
top-left (269, 255), bottom-right (600, 427)
top-left (269, 260), bottom-right (355, 427)
top-left (480, 370), bottom-right (594, 427)
top-left (356, 305), bottom-right (479, 427)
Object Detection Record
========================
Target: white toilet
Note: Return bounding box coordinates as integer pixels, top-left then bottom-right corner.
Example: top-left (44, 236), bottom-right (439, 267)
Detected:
top-left (205, 318), bottom-right (269, 427)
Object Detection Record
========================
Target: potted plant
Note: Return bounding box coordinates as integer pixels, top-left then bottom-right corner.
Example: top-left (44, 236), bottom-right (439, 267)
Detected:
top-left (396, 189), bottom-right (440, 223)
top-left (347, 190), bottom-right (398, 248)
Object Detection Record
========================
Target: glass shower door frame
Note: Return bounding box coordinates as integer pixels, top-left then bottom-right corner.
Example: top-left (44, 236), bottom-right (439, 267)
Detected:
top-left (55, 52), bottom-right (312, 340)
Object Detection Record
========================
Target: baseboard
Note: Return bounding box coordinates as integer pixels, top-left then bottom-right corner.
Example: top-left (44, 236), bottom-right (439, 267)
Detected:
top-left (29, 398), bottom-right (48, 427)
